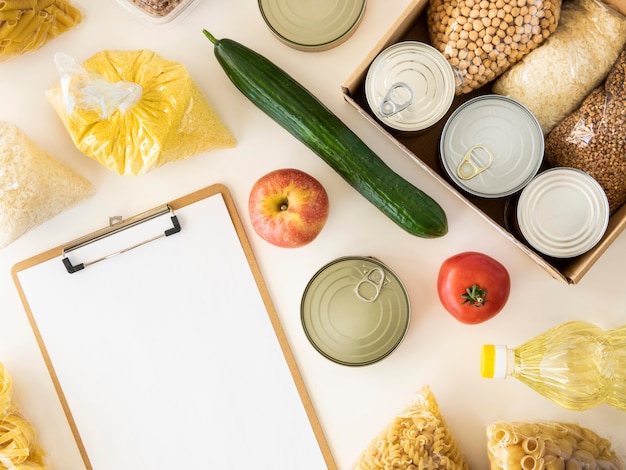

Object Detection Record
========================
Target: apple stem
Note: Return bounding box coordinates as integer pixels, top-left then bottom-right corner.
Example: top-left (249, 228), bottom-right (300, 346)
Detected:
top-left (280, 203), bottom-right (288, 211)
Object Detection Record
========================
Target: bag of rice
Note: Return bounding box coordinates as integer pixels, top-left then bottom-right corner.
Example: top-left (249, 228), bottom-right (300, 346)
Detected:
top-left (0, 0), bottom-right (82, 62)
top-left (545, 45), bottom-right (626, 214)
top-left (493, 0), bottom-right (626, 134)
top-left (47, 50), bottom-right (237, 176)
top-left (486, 421), bottom-right (625, 470)
top-left (426, 0), bottom-right (560, 95)
top-left (352, 386), bottom-right (470, 470)
top-left (0, 121), bottom-right (94, 249)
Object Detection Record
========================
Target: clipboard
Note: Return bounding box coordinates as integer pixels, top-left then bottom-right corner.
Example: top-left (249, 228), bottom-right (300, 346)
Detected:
top-left (11, 184), bottom-right (336, 470)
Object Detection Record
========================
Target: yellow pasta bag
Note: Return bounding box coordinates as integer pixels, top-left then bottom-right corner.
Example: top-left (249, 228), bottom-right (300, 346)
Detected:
top-left (486, 421), bottom-right (625, 470)
top-left (0, 363), bottom-right (49, 469)
top-left (352, 386), bottom-right (470, 470)
top-left (47, 50), bottom-right (236, 176)
top-left (0, 0), bottom-right (82, 62)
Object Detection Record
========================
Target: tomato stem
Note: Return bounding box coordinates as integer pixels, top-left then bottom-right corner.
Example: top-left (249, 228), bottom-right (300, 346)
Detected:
top-left (462, 284), bottom-right (487, 307)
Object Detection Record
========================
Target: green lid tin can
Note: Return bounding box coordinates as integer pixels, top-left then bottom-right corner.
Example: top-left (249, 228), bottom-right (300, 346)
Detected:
top-left (301, 256), bottom-right (410, 366)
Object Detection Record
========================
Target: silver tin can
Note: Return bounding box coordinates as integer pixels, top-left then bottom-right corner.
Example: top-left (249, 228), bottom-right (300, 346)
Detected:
top-left (365, 41), bottom-right (455, 132)
top-left (301, 256), bottom-right (410, 366)
top-left (440, 95), bottom-right (544, 198)
top-left (517, 168), bottom-right (609, 258)
top-left (258, 0), bottom-right (367, 51)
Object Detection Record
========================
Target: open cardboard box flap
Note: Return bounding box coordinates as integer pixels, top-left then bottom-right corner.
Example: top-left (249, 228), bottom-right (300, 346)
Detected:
top-left (341, 0), bottom-right (626, 284)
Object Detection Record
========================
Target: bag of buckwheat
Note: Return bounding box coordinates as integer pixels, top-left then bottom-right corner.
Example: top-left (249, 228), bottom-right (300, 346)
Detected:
top-left (545, 45), bottom-right (626, 214)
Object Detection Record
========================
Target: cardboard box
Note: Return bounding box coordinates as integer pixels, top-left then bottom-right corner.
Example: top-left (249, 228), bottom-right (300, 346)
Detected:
top-left (341, 0), bottom-right (626, 284)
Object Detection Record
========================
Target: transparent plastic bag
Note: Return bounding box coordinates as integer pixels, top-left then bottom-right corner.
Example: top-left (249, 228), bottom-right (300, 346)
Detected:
top-left (486, 421), bottom-right (625, 470)
top-left (0, 0), bottom-right (81, 62)
top-left (0, 363), bottom-right (50, 469)
top-left (545, 45), bottom-right (626, 213)
top-left (47, 49), bottom-right (236, 176)
top-left (426, 0), bottom-right (560, 95)
top-left (0, 120), bottom-right (94, 249)
top-left (351, 386), bottom-right (470, 470)
top-left (493, 0), bottom-right (626, 134)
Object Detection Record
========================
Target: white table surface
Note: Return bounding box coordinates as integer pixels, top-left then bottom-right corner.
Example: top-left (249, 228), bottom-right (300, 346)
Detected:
top-left (1, 1), bottom-right (625, 469)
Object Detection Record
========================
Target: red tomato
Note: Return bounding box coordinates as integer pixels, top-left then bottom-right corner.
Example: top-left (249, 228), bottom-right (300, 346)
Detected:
top-left (437, 251), bottom-right (511, 325)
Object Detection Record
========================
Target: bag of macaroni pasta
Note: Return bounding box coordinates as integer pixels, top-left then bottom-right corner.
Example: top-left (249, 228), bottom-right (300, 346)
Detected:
top-left (426, 0), bottom-right (561, 94)
top-left (0, 120), bottom-right (94, 249)
top-left (0, 362), bottom-right (50, 469)
top-left (487, 421), bottom-right (625, 470)
top-left (47, 50), bottom-right (236, 176)
top-left (352, 386), bottom-right (470, 470)
top-left (0, 0), bottom-right (82, 62)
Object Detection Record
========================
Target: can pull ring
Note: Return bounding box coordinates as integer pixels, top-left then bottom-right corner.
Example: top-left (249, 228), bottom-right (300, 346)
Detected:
top-left (379, 82), bottom-right (413, 117)
top-left (354, 267), bottom-right (386, 302)
top-left (457, 144), bottom-right (493, 180)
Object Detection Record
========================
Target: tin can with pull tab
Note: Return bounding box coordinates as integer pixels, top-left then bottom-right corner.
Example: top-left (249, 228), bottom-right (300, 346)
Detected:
top-left (301, 256), bottom-right (410, 366)
top-left (440, 95), bottom-right (544, 198)
top-left (365, 41), bottom-right (455, 132)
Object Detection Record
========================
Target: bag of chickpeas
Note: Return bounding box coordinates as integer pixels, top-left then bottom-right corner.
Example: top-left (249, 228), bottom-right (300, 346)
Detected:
top-left (426, 0), bottom-right (561, 94)
top-left (487, 421), bottom-right (625, 470)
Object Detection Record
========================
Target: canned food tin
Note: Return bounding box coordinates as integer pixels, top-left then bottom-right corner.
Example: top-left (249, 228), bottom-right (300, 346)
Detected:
top-left (440, 95), bottom-right (544, 198)
top-left (517, 168), bottom-right (609, 258)
top-left (301, 256), bottom-right (410, 366)
top-left (258, 0), bottom-right (366, 51)
top-left (365, 41), bottom-right (455, 132)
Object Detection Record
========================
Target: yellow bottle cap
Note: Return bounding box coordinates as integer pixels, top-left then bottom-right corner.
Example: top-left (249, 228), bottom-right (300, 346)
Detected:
top-left (480, 344), bottom-right (496, 378)
top-left (481, 344), bottom-right (508, 379)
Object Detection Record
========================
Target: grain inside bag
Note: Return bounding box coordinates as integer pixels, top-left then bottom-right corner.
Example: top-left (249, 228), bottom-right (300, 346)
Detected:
top-left (493, 0), bottom-right (626, 134)
top-left (545, 46), bottom-right (626, 214)
top-left (47, 49), bottom-right (236, 176)
top-left (0, 121), bottom-right (94, 248)
top-left (426, 0), bottom-right (561, 94)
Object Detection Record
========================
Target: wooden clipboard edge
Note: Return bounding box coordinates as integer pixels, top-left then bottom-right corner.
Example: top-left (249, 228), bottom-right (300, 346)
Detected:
top-left (11, 183), bottom-right (338, 470)
top-left (11, 245), bottom-right (94, 469)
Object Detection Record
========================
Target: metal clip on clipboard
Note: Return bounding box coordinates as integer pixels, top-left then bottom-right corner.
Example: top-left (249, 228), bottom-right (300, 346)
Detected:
top-left (61, 205), bottom-right (181, 274)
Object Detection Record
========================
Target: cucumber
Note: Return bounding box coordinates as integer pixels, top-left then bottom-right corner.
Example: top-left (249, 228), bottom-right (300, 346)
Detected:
top-left (202, 30), bottom-right (448, 238)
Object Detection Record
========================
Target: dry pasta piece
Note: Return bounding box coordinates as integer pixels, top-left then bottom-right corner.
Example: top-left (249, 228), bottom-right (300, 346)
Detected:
top-left (0, 364), bottom-right (11, 416)
top-left (0, 0), bottom-right (81, 61)
top-left (0, 364), bottom-right (48, 469)
top-left (487, 421), bottom-right (625, 470)
top-left (352, 386), bottom-right (470, 470)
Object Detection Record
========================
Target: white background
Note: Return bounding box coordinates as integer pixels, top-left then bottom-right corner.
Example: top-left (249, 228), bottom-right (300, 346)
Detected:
top-left (1, 0), bottom-right (626, 469)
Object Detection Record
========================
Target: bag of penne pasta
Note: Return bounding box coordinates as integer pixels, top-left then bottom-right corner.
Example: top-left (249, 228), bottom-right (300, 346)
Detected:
top-left (352, 386), bottom-right (470, 470)
top-left (0, 362), bottom-right (50, 469)
top-left (487, 421), bottom-right (625, 470)
top-left (0, 0), bottom-right (82, 62)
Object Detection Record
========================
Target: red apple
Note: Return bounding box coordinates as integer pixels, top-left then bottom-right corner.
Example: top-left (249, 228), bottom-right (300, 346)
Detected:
top-left (248, 168), bottom-right (329, 248)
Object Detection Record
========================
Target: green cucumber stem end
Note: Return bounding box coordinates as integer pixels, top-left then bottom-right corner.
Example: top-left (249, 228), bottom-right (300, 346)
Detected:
top-left (202, 29), bottom-right (219, 45)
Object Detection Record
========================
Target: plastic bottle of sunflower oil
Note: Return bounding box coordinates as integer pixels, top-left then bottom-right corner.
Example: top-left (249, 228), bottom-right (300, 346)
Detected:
top-left (480, 321), bottom-right (626, 412)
